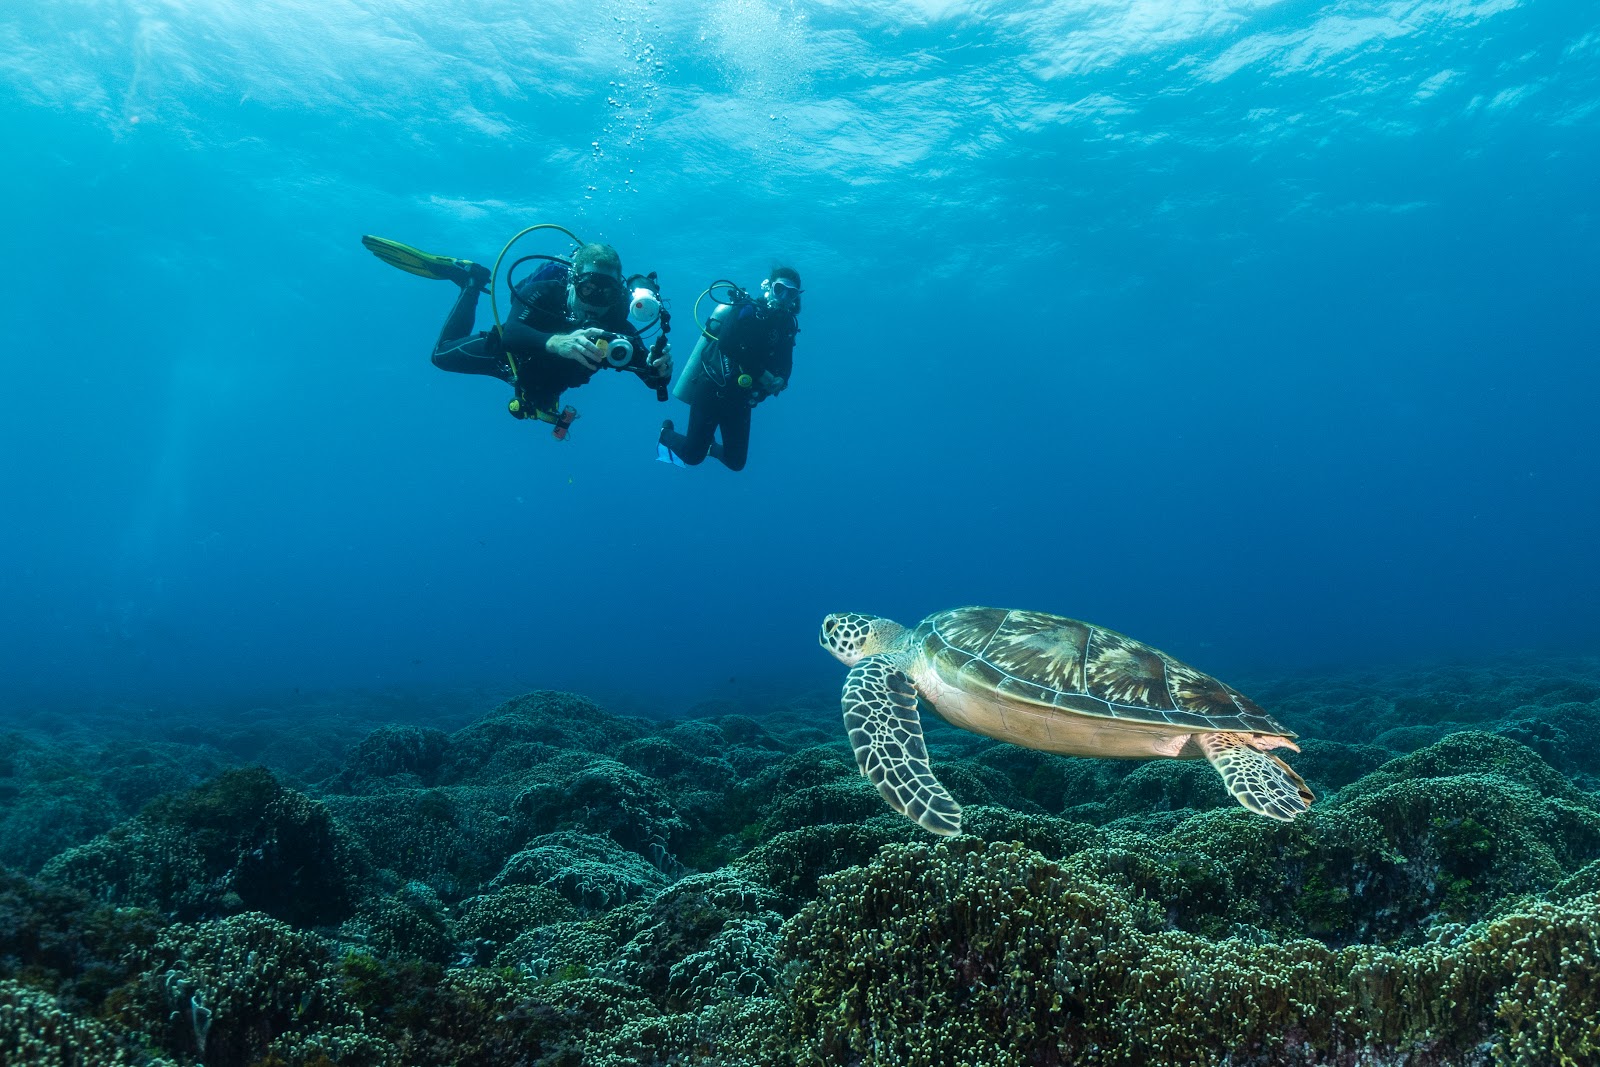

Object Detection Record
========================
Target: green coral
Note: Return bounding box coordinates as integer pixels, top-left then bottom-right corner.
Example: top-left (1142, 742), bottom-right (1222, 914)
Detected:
top-left (0, 978), bottom-right (177, 1067)
top-left (733, 817), bottom-right (921, 908)
top-left (39, 768), bottom-right (364, 925)
top-left (0, 766), bottom-right (119, 876)
top-left (1119, 733), bottom-right (1600, 943)
top-left (121, 912), bottom-right (391, 1067)
top-left (6, 674), bottom-right (1599, 1065)
top-left (777, 837), bottom-right (1600, 1066)
top-left (353, 882), bottom-right (454, 963)
top-left (455, 883), bottom-right (578, 952)
top-left (758, 775), bottom-right (886, 835)
top-left (441, 691), bottom-right (648, 783)
top-left (0, 869), bottom-right (161, 1014)
top-left (332, 725), bottom-right (449, 789)
top-left (606, 871), bottom-right (782, 1009)
top-left (325, 784), bottom-right (524, 899)
top-left (514, 758), bottom-right (686, 858)
top-left (492, 831), bottom-right (671, 914)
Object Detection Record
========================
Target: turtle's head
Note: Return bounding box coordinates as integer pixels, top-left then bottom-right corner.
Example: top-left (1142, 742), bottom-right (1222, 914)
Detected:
top-left (820, 613), bottom-right (904, 666)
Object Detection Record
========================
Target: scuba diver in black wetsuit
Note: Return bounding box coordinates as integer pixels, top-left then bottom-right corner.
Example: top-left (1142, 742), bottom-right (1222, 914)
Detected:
top-left (361, 234), bottom-right (672, 438)
top-left (658, 266), bottom-right (801, 472)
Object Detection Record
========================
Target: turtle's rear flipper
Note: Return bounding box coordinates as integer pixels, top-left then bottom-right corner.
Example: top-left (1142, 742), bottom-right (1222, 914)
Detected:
top-left (1199, 732), bottom-right (1315, 821)
top-left (843, 655), bottom-right (962, 836)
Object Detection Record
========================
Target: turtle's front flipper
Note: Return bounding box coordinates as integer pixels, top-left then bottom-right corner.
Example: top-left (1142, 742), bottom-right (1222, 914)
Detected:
top-left (1198, 732), bottom-right (1315, 821)
top-left (842, 656), bottom-right (962, 836)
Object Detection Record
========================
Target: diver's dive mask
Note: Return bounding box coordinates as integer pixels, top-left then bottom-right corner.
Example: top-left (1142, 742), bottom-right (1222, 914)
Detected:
top-left (764, 278), bottom-right (802, 314)
top-left (573, 271), bottom-right (623, 308)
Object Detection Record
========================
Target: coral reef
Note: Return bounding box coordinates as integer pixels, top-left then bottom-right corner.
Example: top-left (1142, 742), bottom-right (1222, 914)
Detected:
top-left (124, 912), bottom-right (391, 1067)
top-left (0, 978), bottom-right (177, 1067)
top-left (3, 663), bottom-right (1599, 1064)
top-left (38, 767), bottom-right (365, 926)
top-left (778, 837), bottom-right (1600, 1067)
top-left (492, 831), bottom-right (672, 913)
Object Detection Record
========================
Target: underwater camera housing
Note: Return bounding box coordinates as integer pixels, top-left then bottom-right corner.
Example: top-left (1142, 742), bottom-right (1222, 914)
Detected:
top-left (595, 333), bottom-right (635, 368)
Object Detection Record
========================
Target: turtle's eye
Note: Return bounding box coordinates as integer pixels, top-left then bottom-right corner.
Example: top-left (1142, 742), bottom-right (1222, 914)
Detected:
top-left (824, 618), bottom-right (837, 634)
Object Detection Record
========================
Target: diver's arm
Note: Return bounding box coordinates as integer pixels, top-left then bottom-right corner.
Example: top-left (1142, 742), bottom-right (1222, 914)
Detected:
top-left (497, 319), bottom-right (556, 358)
top-left (497, 279), bottom-right (605, 368)
top-left (770, 327), bottom-right (795, 381)
top-left (749, 322), bottom-right (796, 399)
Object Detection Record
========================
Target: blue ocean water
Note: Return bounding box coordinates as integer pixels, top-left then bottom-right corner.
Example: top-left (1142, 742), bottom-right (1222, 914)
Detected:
top-left (1, 0), bottom-right (1596, 718)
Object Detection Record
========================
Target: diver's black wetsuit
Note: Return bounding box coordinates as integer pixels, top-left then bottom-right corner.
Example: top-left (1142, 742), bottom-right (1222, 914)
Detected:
top-left (431, 275), bottom-right (655, 414)
top-left (662, 304), bottom-right (796, 472)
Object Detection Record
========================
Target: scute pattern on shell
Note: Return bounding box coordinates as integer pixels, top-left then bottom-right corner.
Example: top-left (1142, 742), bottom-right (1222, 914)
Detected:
top-left (924, 607), bottom-right (1293, 736)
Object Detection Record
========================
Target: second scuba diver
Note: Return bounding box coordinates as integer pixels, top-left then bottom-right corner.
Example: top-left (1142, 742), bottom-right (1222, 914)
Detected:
top-left (361, 234), bottom-right (671, 437)
top-left (659, 266), bottom-right (802, 472)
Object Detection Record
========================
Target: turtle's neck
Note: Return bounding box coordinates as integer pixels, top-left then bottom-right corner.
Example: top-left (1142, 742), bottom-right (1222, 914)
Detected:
top-left (868, 618), bottom-right (910, 660)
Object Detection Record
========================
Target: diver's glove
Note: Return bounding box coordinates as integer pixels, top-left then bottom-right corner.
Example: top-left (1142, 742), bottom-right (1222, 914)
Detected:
top-left (645, 337), bottom-right (673, 387)
top-left (752, 371), bottom-right (786, 402)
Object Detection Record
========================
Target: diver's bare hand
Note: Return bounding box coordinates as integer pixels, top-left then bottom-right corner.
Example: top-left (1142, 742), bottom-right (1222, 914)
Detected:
top-left (547, 328), bottom-right (607, 369)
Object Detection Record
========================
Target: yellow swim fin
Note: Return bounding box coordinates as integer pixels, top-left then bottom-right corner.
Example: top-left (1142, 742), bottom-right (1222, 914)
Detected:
top-left (361, 235), bottom-right (485, 286)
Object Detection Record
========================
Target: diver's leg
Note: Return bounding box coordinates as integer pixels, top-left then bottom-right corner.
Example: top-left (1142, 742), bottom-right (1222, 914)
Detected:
top-left (432, 335), bottom-right (512, 380)
top-left (434, 283), bottom-right (481, 352)
top-left (430, 286), bottom-right (510, 381)
top-left (712, 401), bottom-right (752, 472)
top-left (660, 402), bottom-right (718, 464)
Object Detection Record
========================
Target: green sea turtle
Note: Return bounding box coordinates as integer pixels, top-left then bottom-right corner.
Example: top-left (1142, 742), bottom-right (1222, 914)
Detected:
top-left (819, 608), bottom-right (1314, 835)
